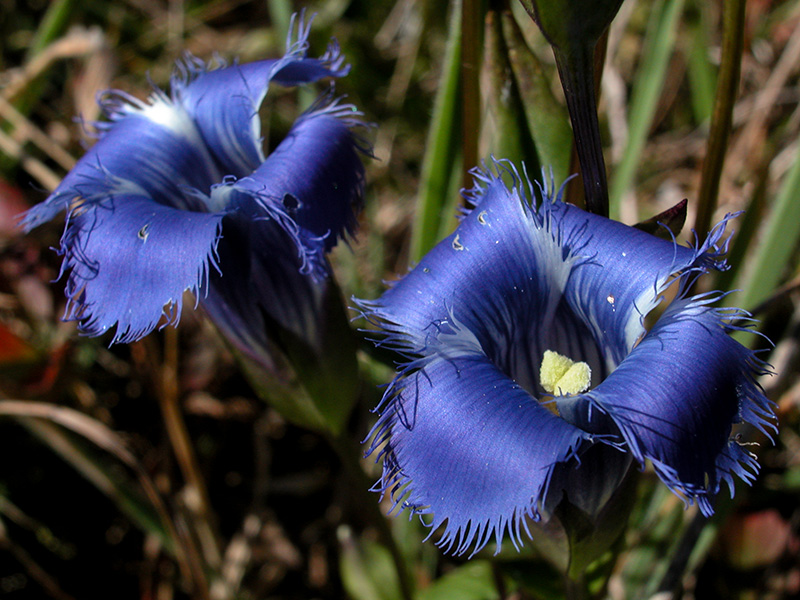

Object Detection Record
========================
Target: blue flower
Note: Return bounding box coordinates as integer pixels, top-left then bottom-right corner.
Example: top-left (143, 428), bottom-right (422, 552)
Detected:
top-left (357, 162), bottom-right (776, 556)
top-left (23, 15), bottom-right (367, 367)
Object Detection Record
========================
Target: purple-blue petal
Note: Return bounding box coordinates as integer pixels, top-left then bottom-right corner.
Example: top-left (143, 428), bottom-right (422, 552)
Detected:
top-left (225, 98), bottom-right (366, 272)
top-left (369, 344), bottom-right (590, 556)
top-left (199, 212), bottom-right (326, 371)
top-left (363, 165), bottom-right (725, 368)
top-left (59, 195), bottom-right (223, 343)
top-left (558, 295), bottom-right (776, 515)
top-left (22, 105), bottom-right (219, 232)
top-left (359, 171), bottom-right (569, 354)
top-left (554, 200), bottom-right (732, 366)
top-left (174, 15), bottom-right (350, 177)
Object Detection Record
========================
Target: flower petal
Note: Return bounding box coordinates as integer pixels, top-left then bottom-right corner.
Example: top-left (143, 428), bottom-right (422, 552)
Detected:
top-left (22, 102), bottom-right (219, 232)
top-left (360, 164), bottom-right (727, 375)
top-left (555, 199), bottom-right (733, 366)
top-left (368, 334), bottom-right (591, 556)
top-left (59, 195), bottom-right (223, 343)
top-left (174, 15), bottom-right (350, 177)
top-left (200, 213), bottom-right (325, 371)
top-left (359, 169), bottom-right (578, 361)
top-left (558, 295), bottom-right (776, 515)
top-left (222, 97), bottom-right (366, 274)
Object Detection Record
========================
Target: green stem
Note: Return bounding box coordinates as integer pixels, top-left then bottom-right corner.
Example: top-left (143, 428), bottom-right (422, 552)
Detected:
top-left (693, 0), bottom-right (746, 239)
top-left (554, 45), bottom-right (609, 217)
top-left (564, 572), bottom-right (590, 600)
top-left (461, 0), bottom-right (482, 189)
top-left (653, 510), bottom-right (709, 597)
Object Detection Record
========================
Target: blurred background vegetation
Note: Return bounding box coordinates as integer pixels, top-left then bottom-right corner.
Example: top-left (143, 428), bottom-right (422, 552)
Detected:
top-left (0, 0), bottom-right (798, 598)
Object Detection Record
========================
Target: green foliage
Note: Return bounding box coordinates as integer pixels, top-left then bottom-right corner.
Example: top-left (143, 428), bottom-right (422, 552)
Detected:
top-left (410, 0), bottom-right (463, 263)
top-left (416, 561), bottom-right (500, 600)
top-left (609, 0), bottom-right (686, 221)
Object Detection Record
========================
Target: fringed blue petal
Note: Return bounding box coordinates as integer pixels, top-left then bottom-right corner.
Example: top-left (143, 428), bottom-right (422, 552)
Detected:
top-left (200, 213), bottom-right (325, 372)
top-left (467, 165), bottom-right (732, 367)
top-left (558, 294), bottom-right (776, 516)
top-left (24, 13), bottom-right (367, 351)
top-left (557, 202), bottom-right (734, 366)
top-left (358, 166), bottom-right (581, 380)
top-left (367, 325), bottom-right (591, 556)
top-left (59, 195), bottom-right (223, 343)
top-left (22, 102), bottom-right (219, 232)
top-left (173, 13), bottom-right (350, 177)
top-left (223, 97), bottom-right (367, 277)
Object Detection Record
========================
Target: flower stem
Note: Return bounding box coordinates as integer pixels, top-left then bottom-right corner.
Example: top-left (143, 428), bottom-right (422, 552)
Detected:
top-left (554, 44), bottom-right (609, 217)
top-left (462, 0), bottom-right (482, 189)
top-left (564, 572), bottom-right (590, 600)
top-left (693, 0), bottom-right (746, 239)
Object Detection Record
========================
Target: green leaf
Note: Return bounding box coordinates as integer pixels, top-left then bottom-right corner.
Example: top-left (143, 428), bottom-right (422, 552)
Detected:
top-left (12, 0), bottom-right (78, 115)
top-left (483, 10), bottom-right (538, 170)
top-left (24, 0), bottom-right (77, 60)
top-left (502, 10), bottom-right (572, 182)
top-left (417, 561), bottom-right (500, 600)
top-left (729, 143), bottom-right (800, 313)
top-left (339, 528), bottom-right (405, 600)
top-left (684, 1), bottom-right (717, 125)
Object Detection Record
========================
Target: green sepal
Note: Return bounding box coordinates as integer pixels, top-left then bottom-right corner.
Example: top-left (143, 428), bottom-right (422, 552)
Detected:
top-left (231, 277), bottom-right (360, 436)
top-left (517, 0), bottom-right (621, 217)
top-left (558, 465), bottom-right (639, 583)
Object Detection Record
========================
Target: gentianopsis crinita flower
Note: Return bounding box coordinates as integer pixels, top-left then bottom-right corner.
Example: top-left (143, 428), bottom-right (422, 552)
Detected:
top-left (357, 162), bottom-right (776, 555)
top-left (23, 15), bottom-right (367, 370)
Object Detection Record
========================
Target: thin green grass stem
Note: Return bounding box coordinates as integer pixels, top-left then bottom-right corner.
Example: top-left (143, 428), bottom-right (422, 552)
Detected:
top-left (410, 0), bottom-right (462, 263)
top-left (731, 142), bottom-right (800, 312)
top-left (609, 0), bottom-right (685, 221)
top-left (693, 0), bottom-right (746, 240)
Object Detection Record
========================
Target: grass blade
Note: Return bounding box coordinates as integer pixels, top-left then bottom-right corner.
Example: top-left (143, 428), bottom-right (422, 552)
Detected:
top-left (609, 0), bottom-right (685, 220)
top-left (410, 0), bottom-right (463, 263)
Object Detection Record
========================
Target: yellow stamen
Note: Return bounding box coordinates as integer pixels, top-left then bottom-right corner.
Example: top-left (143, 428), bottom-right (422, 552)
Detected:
top-left (540, 350), bottom-right (591, 396)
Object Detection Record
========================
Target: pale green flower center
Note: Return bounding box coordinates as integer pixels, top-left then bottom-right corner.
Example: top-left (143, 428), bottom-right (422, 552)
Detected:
top-left (539, 350), bottom-right (591, 396)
